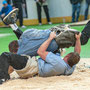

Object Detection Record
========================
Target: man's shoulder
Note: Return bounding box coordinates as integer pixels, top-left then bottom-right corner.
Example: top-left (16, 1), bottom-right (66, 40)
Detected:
top-left (46, 52), bottom-right (64, 63)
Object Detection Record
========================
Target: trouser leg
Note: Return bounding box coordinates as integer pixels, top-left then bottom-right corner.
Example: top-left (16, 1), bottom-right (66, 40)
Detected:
top-left (76, 3), bottom-right (81, 22)
top-left (10, 24), bottom-right (23, 39)
top-left (13, 28), bottom-right (23, 39)
top-left (72, 4), bottom-right (76, 22)
top-left (0, 52), bottom-right (28, 84)
top-left (1, 52), bottom-right (28, 70)
top-left (18, 4), bottom-right (23, 26)
top-left (0, 53), bottom-right (10, 83)
top-left (84, 3), bottom-right (89, 20)
top-left (15, 3), bottom-right (23, 26)
top-left (80, 33), bottom-right (89, 45)
top-left (43, 5), bottom-right (50, 22)
top-left (36, 3), bottom-right (42, 23)
top-left (80, 21), bottom-right (90, 45)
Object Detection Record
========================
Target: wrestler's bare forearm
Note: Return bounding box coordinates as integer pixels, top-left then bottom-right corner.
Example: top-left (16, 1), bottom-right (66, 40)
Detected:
top-left (37, 32), bottom-right (56, 60)
top-left (74, 34), bottom-right (81, 54)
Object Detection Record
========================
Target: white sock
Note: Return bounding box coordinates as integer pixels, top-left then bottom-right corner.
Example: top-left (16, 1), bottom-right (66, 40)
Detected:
top-left (10, 24), bottom-right (18, 31)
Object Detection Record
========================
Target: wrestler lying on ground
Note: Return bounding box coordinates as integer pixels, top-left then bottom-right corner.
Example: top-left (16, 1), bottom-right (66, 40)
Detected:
top-left (0, 32), bottom-right (81, 84)
top-left (3, 8), bottom-right (90, 56)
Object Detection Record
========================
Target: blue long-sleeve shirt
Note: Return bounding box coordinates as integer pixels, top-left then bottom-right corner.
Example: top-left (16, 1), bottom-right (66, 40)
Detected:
top-left (0, 4), bottom-right (12, 16)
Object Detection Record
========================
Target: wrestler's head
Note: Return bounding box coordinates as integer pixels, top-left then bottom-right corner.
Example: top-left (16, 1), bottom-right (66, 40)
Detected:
top-left (64, 52), bottom-right (80, 67)
top-left (8, 40), bottom-right (19, 54)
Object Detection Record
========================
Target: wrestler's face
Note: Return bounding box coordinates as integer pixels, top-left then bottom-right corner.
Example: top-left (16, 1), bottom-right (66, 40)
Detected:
top-left (13, 47), bottom-right (18, 54)
top-left (63, 53), bottom-right (72, 62)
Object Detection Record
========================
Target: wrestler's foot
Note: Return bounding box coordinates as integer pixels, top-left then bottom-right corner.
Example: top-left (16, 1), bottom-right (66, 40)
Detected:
top-left (3, 8), bottom-right (19, 25)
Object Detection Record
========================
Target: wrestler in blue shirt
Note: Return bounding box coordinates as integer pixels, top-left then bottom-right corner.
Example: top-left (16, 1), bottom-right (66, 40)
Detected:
top-left (37, 32), bottom-right (81, 77)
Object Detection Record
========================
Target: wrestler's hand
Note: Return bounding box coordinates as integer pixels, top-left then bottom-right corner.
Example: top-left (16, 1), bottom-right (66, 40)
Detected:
top-left (49, 32), bottom-right (56, 40)
top-left (75, 33), bottom-right (81, 40)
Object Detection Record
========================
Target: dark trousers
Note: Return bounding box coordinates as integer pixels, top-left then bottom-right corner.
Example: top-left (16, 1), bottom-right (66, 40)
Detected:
top-left (36, 3), bottom-right (50, 23)
top-left (0, 52), bottom-right (28, 70)
top-left (72, 3), bottom-right (81, 22)
top-left (0, 52), bottom-right (28, 83)
top-left (13, 28), bottom-right (23, 39)
top-left (80, 20), bottom-right (90, 45)
top-left (0, 51), bottom-right (29, 84)
top-left (14, 3), bottom-right (23, 26)
top-left (84, 2), bottom-right (90, 20)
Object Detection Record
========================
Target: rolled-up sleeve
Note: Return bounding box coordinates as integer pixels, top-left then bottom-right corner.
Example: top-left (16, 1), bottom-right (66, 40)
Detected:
top-left (45, 52), bottom-right (62, 66)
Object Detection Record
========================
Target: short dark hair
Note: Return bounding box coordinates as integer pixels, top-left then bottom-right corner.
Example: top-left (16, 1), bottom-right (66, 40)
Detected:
top-left (8, 40), bottom-right (18, 53)
top-left (68, 52), bottom-right (80, 67)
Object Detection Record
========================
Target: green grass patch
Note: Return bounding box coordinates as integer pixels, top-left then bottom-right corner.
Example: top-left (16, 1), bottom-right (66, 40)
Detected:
top-left (0, 24), bottom-right (90, 58)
